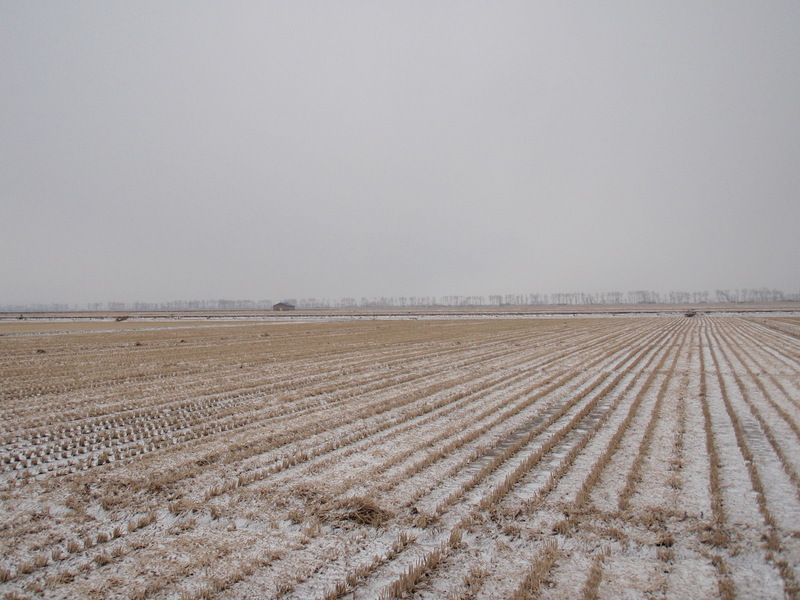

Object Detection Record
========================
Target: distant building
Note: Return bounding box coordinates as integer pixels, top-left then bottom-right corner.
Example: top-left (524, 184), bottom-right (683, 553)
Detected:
top-left (273, 302), bottom-right (295, 311)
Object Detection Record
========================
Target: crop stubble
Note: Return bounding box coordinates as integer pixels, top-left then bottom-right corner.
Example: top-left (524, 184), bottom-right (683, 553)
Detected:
top-left (1, 315), bottom-right (799, 599)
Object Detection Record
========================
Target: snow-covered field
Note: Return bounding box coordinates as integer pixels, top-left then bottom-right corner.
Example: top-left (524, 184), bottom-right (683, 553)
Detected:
top-left (1, 315), bottom-right (799, 599)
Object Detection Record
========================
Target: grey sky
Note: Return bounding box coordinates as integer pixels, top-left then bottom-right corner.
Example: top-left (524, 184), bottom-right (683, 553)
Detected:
top-left (2, 2), bottom-right (799, 305)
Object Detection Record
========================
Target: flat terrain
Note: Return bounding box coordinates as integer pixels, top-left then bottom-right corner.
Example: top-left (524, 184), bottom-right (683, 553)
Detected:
top-left (1, 314), bottom-right (799, 599)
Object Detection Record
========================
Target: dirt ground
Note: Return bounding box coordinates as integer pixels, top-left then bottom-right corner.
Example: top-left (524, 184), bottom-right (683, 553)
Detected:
top-left (1, 313), bottom-right (799, 599)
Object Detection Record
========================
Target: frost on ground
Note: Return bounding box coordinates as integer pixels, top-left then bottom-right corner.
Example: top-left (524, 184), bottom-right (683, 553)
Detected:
top-left (1, 313), bottom-right (799, 599)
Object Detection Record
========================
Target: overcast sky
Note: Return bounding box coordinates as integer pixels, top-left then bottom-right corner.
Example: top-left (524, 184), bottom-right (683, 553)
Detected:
top-left (2, 2), bottom-right (799, 305)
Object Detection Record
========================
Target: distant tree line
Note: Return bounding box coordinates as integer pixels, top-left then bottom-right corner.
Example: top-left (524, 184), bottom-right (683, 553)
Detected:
top-left (104, 299), bottom-right (276, 311)
top-left (0, 299), bottom-right (275, 312)
top-left (297, 288), bottom-right (795, 307)
top-left (1, 288), bottom-right (797, 312)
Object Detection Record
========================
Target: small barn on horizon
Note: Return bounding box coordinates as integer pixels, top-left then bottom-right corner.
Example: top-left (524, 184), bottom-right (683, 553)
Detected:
top-left (273, 302), bottom-right (296, 311)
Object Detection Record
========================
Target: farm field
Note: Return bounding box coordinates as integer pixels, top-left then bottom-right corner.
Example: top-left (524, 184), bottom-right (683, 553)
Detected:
top-left (1, 314), bottom-right (799, 599)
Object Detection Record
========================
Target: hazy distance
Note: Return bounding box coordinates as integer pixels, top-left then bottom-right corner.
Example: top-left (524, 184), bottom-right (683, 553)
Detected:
top-left (2, 2), bottom-right (799, 306)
